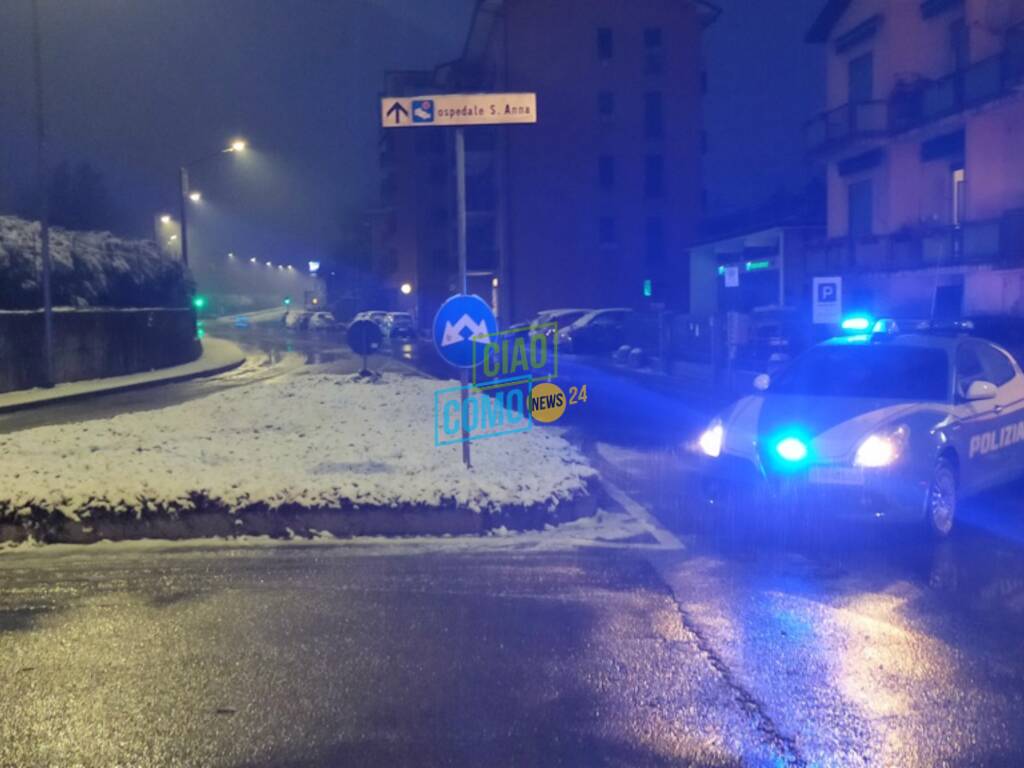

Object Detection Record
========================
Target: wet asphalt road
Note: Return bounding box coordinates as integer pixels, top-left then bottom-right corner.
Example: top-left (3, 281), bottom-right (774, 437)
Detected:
top-left (0, 544), bottom-right (779, 768)
top-left (3, 317), bottom-right (1024, 765)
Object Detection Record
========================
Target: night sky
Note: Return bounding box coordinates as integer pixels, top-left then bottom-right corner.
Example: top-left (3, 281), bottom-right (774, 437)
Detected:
top-left (0, 0), bottom-right (823, 265)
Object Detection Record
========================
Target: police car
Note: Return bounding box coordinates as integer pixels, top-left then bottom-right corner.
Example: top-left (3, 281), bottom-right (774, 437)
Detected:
top-left (697, 321), bottom-right (1024, 536)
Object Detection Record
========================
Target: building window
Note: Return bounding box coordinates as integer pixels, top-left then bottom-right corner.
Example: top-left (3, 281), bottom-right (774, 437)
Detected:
top-left (597, 27), bottom-right (614, 60)
top-left (848, 179), bottom-right (873, 237)
top-left (950, 18), bottom-right (969, 70)
top-left (599, 216), bottom-right (617, 246)
top-left (952, 166), bottom-right (966, 226)
top-left (598, 90), bottom-right (616, 120)
top-left (644, 91), bottom-right (664, 139)
top-left (645, 155), bottom-right (665, 198)
top-left (645, 216), bottom-right (665, 265)
top-left (848, 52), bottom-right (873, 103)
top-left (644, 27), bottom-right (663, 75)
top-left (598, 155), bottom-right (615, 187)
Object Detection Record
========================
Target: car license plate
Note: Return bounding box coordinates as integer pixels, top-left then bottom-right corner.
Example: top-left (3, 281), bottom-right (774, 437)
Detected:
top-left (809, 466), bottom-right (864, 486)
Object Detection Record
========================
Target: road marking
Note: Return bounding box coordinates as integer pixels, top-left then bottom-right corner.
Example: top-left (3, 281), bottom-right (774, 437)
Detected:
top-left (599, 478), bottom-right (684, 550)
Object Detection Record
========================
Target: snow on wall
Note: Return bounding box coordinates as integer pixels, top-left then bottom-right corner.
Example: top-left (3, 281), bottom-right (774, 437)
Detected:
top-left (0, 373), bottom-right (597, 521)
top-left (0, 215), bottom-right (192, 309)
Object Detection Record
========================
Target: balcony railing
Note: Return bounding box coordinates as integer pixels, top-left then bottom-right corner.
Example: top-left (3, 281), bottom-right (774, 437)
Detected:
top-left (805, 101), bottom-right (888, 153)
top-left (808, 212), bottom-right (1023, 273)
top-left (807, 24), bottom-right (1024, 154)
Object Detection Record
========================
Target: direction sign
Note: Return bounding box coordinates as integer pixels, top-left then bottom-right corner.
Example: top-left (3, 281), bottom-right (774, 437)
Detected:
top-left (433, 294), bottom-right (497, 368)
top-left (381, 93), bottom-right (537, 129)
top-left (812, 276), bottom-right (843, 324)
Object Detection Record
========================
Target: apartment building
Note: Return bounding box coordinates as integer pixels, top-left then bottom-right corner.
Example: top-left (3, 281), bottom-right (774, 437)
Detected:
top-left (372, 0), bottom-right (715, 326)
top-left (806, 0), bottom-right (1024, 318)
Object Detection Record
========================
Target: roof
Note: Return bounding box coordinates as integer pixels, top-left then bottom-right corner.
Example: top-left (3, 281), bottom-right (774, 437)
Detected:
top-left (806, 0), bottom-right (853, 43)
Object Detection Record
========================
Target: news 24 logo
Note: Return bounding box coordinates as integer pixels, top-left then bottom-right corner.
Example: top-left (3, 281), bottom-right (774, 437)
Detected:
top-left (430, 303), bottom-right (589, 445)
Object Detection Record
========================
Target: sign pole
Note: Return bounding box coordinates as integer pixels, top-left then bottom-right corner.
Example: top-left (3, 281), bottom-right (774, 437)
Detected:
top-left (456, 126), bottom-right (472, 469)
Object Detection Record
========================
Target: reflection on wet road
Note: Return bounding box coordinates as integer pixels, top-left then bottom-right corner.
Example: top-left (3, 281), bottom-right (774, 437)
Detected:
top-left (601, 439), bottom-right (1024, 766)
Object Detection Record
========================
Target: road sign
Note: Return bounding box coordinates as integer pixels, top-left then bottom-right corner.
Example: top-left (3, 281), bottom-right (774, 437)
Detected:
top-left (381, 93), bottom-right (537, 129)
top-left (433, 294), bottom-right (497, 368)
top-left (812, 276), bottom-right (843, 324)
top-left (347, 319), bottom-right (382, 357)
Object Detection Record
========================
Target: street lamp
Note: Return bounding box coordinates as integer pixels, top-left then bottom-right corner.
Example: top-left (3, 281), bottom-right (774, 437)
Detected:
top-left (160, 214), bottom-right (172, 224)
top-left (400, 282), bottom-right (413, 295)
top-left (178, 137), bottom-right (248, 266)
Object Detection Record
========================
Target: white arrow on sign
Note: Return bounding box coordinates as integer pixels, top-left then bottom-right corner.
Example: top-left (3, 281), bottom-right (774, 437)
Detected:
top-left (381, 93), bottom-right (537, 129)
top-left (441, 315), bottom-right (492, 347)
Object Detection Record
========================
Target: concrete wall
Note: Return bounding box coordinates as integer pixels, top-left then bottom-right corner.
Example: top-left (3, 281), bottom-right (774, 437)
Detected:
top-left (845, 265), bottom-right (1024, 317)
top-left (0, 308), bottom-right (200, 394)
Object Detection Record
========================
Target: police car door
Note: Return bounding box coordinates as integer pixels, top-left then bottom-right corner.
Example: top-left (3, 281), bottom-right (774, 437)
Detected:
top-left (975, 341), bottom-right (1024, 485)
top-left (955, 341), bottom-right (1005, 491)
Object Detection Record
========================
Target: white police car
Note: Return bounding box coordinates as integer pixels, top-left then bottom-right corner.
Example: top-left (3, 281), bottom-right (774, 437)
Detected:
top-left (697, 322), bottom-right (1024, 536)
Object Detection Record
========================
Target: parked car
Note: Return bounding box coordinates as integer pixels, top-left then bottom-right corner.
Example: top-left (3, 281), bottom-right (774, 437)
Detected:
top-left (283, 309), bottom-right (311, 330)
top-left (557, 308), bottom-right (633, 355)
top-left (506, 308), bottom-right (592, 344)
top-left (353, 311), bottom-right (391, 332)
top-left (387, 312), bottom-right (416, 339)
top-left (307, 311), bottom-right (338, 331)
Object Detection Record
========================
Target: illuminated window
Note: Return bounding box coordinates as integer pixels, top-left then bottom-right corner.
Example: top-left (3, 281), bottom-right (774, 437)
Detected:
top-left (952, 167), bottom-right (965, 227)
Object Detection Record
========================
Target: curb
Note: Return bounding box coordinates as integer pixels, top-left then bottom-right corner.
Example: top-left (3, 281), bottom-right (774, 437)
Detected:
top-left (0, 479), bottom-right (603, 545)
top-left (0, 349), bottom-right (246, 416)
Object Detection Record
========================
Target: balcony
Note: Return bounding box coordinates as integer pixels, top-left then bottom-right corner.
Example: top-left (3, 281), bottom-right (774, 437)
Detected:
top-left (807, 24), bottom-right (1024, 154)
top-left (805, 101), bottom-right (889, 154)
top-left (892, 44), bottom-right (1024, 131)
top-left (809, 212), bottom-right (1024, 273)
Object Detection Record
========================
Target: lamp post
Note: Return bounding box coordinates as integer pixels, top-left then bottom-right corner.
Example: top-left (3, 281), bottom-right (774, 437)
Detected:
top-left (31, 0), bottom-right (54, 387)
top-left (177, 139), bottom-right (246, 267)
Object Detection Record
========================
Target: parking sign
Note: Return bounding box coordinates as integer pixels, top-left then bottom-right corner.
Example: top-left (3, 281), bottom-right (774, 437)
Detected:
top-left (812, 277), bottom-right (843, 324)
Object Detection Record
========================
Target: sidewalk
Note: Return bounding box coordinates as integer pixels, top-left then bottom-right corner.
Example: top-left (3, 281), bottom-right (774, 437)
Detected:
top-left (0, 337), bottom-right (246, 414)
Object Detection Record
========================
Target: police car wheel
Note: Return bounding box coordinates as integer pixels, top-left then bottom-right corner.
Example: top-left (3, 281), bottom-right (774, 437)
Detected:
top-left (925, 458), bottom-right (957, 538)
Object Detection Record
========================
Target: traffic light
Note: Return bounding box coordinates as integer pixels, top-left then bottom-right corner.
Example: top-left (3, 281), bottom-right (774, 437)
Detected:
top-left (192, 295), bottom-right (207, 311)
top-left (283, 297), bottom-right (292, 306)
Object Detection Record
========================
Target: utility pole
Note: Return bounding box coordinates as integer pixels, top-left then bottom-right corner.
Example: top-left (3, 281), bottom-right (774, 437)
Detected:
top-left (455, 126), bottom-right (471, 469)
top-left (31, 0), bottom-right (54, 388)
top-left (178, 166), bottom-right (190, 266)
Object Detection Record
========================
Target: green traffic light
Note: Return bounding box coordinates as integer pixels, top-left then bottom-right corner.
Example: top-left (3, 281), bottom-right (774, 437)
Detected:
top-left (283, 297), bottom-right (292, 306)
top-left (192, 295), bottom-right (207, 310)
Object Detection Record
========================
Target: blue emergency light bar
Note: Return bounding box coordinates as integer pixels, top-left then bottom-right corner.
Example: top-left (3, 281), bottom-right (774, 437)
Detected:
top-left (840, 315), bottom-right (872, 332)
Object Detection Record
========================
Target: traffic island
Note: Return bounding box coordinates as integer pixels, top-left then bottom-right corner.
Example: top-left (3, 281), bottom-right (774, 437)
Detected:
top-left (0, 373), bottom-right (599, 544)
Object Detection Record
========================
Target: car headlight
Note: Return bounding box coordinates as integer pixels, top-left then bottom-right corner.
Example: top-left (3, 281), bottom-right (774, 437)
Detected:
top-left (698, 420), bottom-right (724, 458)
top-left (854, 425), bottom-right (909, 468)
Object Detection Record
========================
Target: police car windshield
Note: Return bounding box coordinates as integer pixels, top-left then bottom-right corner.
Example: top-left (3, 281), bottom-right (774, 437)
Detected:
top-left (770, 344), bottom-right (950, 400)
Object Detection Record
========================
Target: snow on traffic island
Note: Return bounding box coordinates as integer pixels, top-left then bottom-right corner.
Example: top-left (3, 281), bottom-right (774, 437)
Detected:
top-left (0, 373), bottom-right (598, 541)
